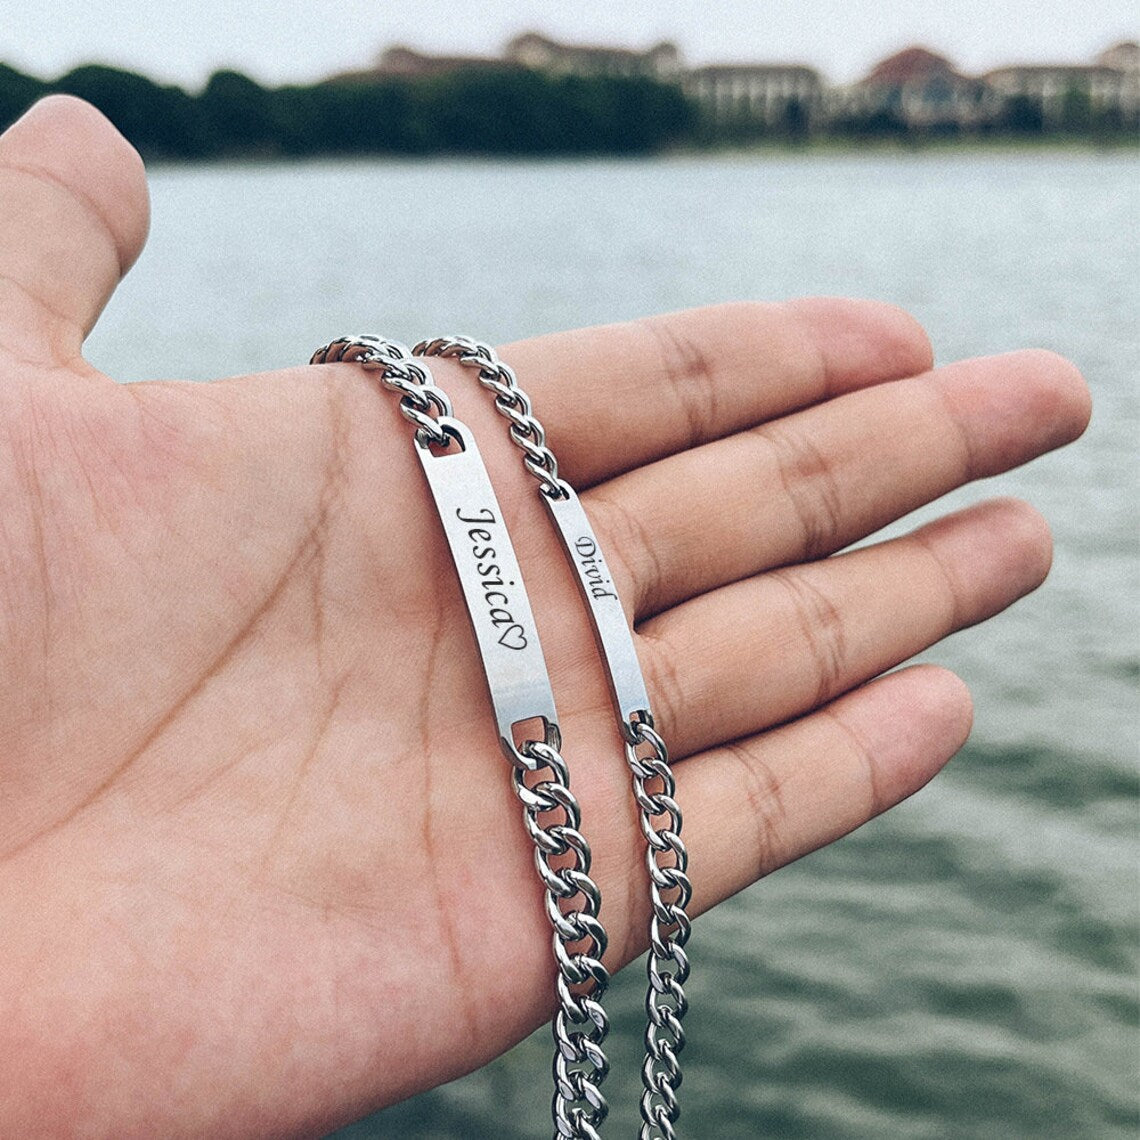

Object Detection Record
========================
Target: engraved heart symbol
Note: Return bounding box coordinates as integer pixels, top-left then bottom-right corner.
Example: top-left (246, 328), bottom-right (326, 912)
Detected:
top-left (498, 624), bottom-right (527, 651)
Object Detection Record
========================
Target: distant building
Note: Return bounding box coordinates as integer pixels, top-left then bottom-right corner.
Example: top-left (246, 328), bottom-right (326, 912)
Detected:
top-left (839, 47), bottom-right (990, 128)
top-left (327, 45), bottom-right (509, 84)
top-left (985, 41), bottom-right (1140, 126)
top-left (1096, 40), bottom-right (1140, 73)
top-left (371, 45), bottom-right (508, 78)
top-left (505, 32), bottom-right (682, 80)
top-left (330, 35), bottom-right (1140, 137)
top-left (684, 64), bottom-right (822, 128)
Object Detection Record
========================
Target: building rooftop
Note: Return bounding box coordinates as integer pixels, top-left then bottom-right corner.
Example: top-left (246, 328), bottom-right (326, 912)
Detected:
top-left (864, 47), bottom-right (963, 85)
top-left (505, 32), bottom-right (680, 64)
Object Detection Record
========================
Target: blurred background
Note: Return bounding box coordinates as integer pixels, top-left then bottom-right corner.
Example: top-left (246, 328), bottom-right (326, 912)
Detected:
top-left (4, 4), bottom-right (1137, 1137)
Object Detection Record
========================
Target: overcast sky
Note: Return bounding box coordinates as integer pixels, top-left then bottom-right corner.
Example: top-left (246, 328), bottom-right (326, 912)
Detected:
top-left (5, 1), bottom-right (1137, 89)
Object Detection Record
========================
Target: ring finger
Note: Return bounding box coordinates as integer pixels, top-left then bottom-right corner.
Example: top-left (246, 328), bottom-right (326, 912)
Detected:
top-left (628, 496), bottom-right (1051, 759)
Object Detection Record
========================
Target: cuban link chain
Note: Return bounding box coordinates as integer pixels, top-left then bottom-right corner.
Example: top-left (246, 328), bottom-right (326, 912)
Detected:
top-left (414, 336), bottom-right (693, 1140)
top-left (309, 336), bottom-right (611, 1140)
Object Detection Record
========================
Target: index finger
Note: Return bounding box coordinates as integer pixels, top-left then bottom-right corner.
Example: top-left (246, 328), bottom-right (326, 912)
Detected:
top-left (498, 298), bottom-right (933, 487)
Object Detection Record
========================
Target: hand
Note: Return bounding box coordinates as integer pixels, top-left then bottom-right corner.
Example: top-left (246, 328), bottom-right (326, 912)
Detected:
top-left (0, 97), bottom-right (1090, 1138)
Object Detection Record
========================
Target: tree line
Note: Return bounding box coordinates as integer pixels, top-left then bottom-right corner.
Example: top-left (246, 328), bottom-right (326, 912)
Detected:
top-left (0, 63), bottom-right (695, 158)
top-left (0, 61), bottom-right (1132, 160)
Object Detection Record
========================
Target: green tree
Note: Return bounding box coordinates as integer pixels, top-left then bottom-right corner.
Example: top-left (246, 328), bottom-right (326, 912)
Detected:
top-left (197, 70), bottom-right (278, 155)
top-left (1001, 93), bottom-right (1045, 134)
top-left (296, 81), bottom-right (420, 154)
top-left (781, 96), bottom-right (810, 141)
top-left (52, 65), bottom-right (200, 157)
top-left (0, 64), bottom-right (47, 133)
top-left (1060, 84), bottom-right (1092, 134)
top-left (413, 69), bottom-right (695, 155)
top-left (419, 67), bottom-right (550, 153)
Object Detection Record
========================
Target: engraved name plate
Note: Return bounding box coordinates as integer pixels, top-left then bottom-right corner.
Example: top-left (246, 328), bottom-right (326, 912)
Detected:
top-left (542, 489), bottom-right (651, 727)
top-left (416, 418), bottom-right (558, 761)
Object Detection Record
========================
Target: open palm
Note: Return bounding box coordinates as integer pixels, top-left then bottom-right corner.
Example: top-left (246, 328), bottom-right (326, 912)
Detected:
top-left (0, 98), bottom-right (1090, 1138)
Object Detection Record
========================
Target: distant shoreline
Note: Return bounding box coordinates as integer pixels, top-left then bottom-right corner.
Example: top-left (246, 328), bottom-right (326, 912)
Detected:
top-left (139, 136), bottom-right (1139, 169)
top-left (4, 58), bottom-right (1137, 163)
top-left (687, 135), bottom-right (1140, 156)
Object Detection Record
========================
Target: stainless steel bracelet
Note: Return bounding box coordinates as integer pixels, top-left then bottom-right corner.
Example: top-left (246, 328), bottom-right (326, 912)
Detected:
top-left (309, 335), bottom-right (611, 1140)
top-left (414, 336), bottom-right (693, 1140)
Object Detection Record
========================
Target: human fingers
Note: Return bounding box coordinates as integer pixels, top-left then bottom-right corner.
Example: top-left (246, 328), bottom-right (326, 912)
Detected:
top-left (584, 349), bottom-right (1090, 617)
top-left (493, 297), bottom-right (933, 486)
top-left (673, 664), bottom-right (971, 920)
top-left (633, 497), bottom-right (1049, 760)
top-left (0, 96), bottom-right (149, 367)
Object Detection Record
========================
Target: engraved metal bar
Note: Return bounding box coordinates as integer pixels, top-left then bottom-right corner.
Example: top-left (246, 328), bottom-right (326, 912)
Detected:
top-left (415, 417), bottom-right (559, 765)
top-left (541, 488), bottom-right (651, 732)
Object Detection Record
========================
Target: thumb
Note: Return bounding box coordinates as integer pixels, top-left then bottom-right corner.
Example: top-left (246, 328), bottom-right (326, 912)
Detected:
top-left (0, 95), bottom-right (149, 366)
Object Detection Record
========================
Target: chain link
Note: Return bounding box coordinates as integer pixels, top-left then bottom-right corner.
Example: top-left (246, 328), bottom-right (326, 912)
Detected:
top-left (413, 336), bottom-right (693, 1139)
top-left (310, 335), bottom-right (455, 447)
top-left (519, 739), bottom-right (612, 1139)
top-left (415, 335), bottom-right (571, 500)
top-left (626, 719), bottom-right (692, 1140)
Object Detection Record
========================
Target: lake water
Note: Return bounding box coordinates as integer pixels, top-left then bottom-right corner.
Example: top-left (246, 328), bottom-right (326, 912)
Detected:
top-left (87, 152), bottom-right (1138, 1138)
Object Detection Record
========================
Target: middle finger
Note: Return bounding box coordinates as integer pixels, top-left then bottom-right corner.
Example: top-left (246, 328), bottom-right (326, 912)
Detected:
top-left (584, 348), bottom-right (1086, 619)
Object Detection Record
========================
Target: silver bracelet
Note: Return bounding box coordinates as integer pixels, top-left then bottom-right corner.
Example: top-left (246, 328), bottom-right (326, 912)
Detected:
top-left (309, 336), bottom-right (611, 1139)
top-left (414, 337), bottom-right (692, 1140)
